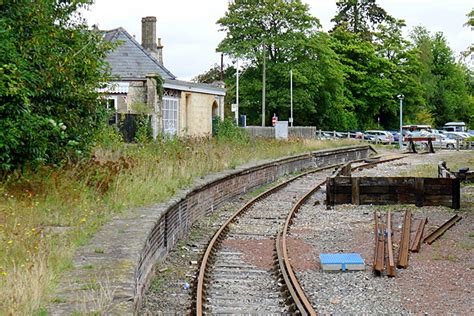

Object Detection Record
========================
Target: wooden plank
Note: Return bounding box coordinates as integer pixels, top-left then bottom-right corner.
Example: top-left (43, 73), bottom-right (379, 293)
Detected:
top-left (409, 217), bottom-right (427, 253)
top-left (397, 210), bottom-right (411, 269)
top-left (333, 193), bottom-right (351, 204)
top-left (374, 222), bottom-right (385, 274)
top-left (415, 178), bottom-right (424, 207)
top-left (452, 179), bottom-right (460, 209)
top-left (423, 215), bottom-right (462, 245)
top-left (351, 177), bottom-right (360, 205)
top-left (386, 211), bottom-right (396, 277)
top-left (326, 177), bottom-right (333, 207)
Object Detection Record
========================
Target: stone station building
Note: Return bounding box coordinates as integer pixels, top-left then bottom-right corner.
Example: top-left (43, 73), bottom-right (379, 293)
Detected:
top-left (101, 17), bottom-right (225, 138)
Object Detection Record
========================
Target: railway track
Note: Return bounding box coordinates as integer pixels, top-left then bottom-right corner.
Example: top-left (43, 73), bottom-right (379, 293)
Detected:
top-left (195, 156), bottom-right (403, 315)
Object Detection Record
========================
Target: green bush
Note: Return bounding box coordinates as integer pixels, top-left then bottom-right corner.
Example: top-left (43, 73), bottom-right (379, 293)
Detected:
top-left (0, 1), bottom-right (114, 170)
top-left (214, 118), bottom-right (250, 144)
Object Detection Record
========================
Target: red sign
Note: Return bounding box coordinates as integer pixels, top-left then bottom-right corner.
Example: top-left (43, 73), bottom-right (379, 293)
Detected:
top-left (272, 114), bottom-right (278, 127)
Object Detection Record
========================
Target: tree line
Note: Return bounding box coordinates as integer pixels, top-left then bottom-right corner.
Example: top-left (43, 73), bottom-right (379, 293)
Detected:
top-left (194, 0), bottom-right (474, 131)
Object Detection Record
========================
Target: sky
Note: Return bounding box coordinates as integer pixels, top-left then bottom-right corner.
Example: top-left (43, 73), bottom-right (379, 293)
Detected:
top-left (82, 0), bottom-right (473, 80)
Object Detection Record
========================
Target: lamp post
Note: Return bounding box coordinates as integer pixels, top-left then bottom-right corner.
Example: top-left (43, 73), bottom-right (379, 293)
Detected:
top-left (236, 59), bottom-right (239, 126)
top-left (398, 94), bottom-right (404, 150)
top-left (290, 69), bottom-right (293, 127)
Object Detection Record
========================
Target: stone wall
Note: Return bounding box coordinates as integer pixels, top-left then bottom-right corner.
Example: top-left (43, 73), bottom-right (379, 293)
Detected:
top-left (49, 145), bottom-right (372, 315)
top-left (179, 91), bottom-right (221, 136)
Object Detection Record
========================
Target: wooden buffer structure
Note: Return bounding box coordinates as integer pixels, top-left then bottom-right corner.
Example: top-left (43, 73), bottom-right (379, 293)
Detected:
top-left (326, 162), bottom-right (461, 209)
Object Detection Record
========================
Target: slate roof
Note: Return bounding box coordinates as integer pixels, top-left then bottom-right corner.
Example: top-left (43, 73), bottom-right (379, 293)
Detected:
top-left (103, 27), bottom-right (176, 80)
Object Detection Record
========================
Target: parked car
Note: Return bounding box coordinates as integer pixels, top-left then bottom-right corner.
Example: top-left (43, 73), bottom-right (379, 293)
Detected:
top-left (393, 130), bottom-right (411, 142)
top-left (364, 130), bottom-right (394, 144)
top-left (423, 133), bottom-right (456, 149)
top-left (444, 132), bottom-right (469, 140)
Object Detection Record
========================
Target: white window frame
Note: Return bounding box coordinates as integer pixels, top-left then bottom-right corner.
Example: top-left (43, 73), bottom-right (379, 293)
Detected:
top-left (162, 97), bottom-right (179, 135)
top-left (105, 96), bottom-right (118, 124)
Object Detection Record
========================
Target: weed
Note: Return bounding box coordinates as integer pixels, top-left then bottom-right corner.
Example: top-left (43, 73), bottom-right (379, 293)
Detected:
top-left (0, 137), bottom-right (394, 313)
top-left (94, 248), bottom-right (104, 254)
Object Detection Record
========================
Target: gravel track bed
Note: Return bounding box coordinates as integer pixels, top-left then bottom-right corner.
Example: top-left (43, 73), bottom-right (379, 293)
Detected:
top-left (204, 169), bottom-right (333, 314)
top-left (290, 150), bottom-right (473, 315)
top-left (141, 150), bottom-right (473, 315)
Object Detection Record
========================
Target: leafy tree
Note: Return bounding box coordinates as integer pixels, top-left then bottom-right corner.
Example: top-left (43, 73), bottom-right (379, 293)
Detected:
top-left (216, 0), bottom-right (354, 128)
top-left (331, 0), bottom-right (395, 39)
top-left (0, 0), bottom-right (113, 170)
top-left (217, 0), bottom-right (319, 63)
top-left (373, 19), bottom-right (426, 126)
top-left (330, 27), bottom-right (393, 129)
top-left (192, 64), bottom-right (223, 84)
top-left (410, 27), bottom-right (473, 127)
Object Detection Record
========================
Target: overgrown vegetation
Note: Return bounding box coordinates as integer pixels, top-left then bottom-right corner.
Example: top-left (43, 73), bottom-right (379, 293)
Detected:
top-left (0, 0), bottom-right (114, 171)
top-left (0, 134), bottom-right (357, 314)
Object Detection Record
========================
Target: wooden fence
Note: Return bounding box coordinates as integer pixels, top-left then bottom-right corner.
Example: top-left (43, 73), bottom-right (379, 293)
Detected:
top-left (326, 173), bottom-right (460, 209)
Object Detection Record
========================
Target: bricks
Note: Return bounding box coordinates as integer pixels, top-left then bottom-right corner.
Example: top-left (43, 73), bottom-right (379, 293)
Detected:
top-left (49, 145), bottom-right (370, 315)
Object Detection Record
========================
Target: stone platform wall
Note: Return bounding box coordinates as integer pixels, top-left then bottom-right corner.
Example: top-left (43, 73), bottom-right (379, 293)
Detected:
top-left (50, 145), bottom-right (372, 315)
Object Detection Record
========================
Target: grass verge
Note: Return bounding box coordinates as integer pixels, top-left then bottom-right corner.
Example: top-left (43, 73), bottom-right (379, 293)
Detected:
top-left (0, 136), bottom-right (358, 314)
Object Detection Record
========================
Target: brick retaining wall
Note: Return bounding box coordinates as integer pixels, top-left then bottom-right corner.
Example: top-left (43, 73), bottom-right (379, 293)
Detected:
top-left (49, 145), bottom-right (372, 315)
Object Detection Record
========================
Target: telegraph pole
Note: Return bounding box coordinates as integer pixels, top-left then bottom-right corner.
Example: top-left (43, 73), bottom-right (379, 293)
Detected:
top-left (236, 59), bottom-right (239, 126)
top-left (262, 43), bottom-right (266, 127)
top-left (290, 69), bottom-right (293, 127)
top-left (398, 94), bottom-right (404, 150)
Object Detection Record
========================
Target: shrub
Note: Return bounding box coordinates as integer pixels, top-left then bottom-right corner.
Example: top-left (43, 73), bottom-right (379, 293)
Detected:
top-left (214, 118), bottom-right (250, 144)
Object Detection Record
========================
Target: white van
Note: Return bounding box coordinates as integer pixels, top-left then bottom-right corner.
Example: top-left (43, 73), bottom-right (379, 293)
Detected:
top-left (443, 122), bottom-right (466, 132)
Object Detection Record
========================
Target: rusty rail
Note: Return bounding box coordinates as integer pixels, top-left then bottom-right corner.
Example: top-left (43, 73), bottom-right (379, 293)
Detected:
top-left (410, 218), bottom-right (428, 252)
top-left (195, 156), bottom-right (403, 314)
top-left (397, 210), bottom-right (412, 269)
top-left (373, 219), bottom-right (385, 275)
top-left (423, 214), bottom-right (462, 245)
top-left (386, 211), bottom-right (396, 277)
top-left (195, 164), bottom-right (338, 314)
top-left (278, 182), bottom-right (324, 315)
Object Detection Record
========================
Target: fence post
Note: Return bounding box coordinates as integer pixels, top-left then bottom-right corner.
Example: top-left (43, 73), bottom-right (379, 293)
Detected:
top-left (351, 177), bottom-right (360, 205)
top-left (415, 178), bottom-right (424, 207)
top-left (347, 132), bottom-right (350, 139)
top-left (333, 130), bottom-right (336, 138)
top-left (456, 139), bottom-right (460, 151)
top-left (318, 129), bottom-right (322, 139)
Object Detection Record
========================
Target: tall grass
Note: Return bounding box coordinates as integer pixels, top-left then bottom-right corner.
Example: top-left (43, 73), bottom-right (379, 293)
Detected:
top-left (0, 134), bottom-right (357, 314)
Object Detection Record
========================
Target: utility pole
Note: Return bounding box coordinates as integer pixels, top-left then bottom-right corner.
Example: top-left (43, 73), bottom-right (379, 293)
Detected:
top-left (236, 59), bottom-right (239, 126)
top-left (220, 53), bottom-right (224, 81)
top-left (398, 94), bottom-right (404, 150)
top-left (262, 43), bottom-right (266, 127)
top-left (290, 69), bottom-right (293, 127)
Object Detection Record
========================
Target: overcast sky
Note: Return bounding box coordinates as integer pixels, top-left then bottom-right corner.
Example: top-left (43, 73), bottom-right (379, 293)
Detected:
top-left (83, 0), bottom-right (473, 80)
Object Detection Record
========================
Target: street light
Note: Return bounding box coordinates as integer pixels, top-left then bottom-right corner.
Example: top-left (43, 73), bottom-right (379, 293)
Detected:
top-left (290, 69), bottom-right (293, 127)
top-left (398, 94), bottom-right (404, 150)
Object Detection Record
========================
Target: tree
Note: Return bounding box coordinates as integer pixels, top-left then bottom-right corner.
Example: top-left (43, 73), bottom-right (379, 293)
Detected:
top-left (0, 0), bottom-right (113, 170)
top-left (215, 0), bottom-right (354, 128)
top-left (330, 27), bottom-right (393, 129)
top-left (410, 27), bottom-right (473, 127)
top-left (217, 0), bottom-right (319, 64)
top-left (373, 20), bottom-right (426, 126)
top-left (331, 0), bottom-right (395, 39)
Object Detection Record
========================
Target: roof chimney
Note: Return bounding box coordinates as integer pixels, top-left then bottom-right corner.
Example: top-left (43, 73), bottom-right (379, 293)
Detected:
top-left (141, 16), bottom-right (163, 65)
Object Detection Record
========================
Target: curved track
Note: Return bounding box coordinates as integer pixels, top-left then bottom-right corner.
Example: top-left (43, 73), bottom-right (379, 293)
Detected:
top-left (195, 157), bottom-right (402, 315)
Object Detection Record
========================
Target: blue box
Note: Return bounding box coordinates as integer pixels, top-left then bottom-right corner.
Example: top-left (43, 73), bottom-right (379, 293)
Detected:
top-left (319, 253), bottom-right (365, 271)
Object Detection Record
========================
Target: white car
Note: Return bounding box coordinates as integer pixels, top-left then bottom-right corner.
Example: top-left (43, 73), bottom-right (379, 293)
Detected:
top-left (424, 133), bottom-right (457, 149)
top-left (364, 130), bottom-right (394, 144)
